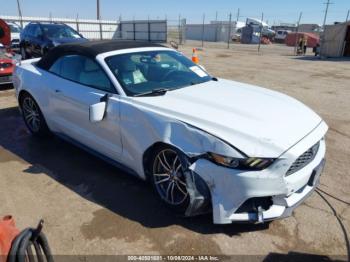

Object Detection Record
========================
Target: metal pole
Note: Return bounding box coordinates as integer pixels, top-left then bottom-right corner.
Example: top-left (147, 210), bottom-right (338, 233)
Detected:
top-left (16, 0), bottom-right (23, 28)
top-left (346, 10), bottom-right (350, 21)
top-left (97, 0), bottom-right (100, 20)
top-left (235, 8), bottom-right (240, 39)
top-left (322, 0), bottom-right (331, 29)
top-left (76, 14), bottom-right (80, 33)
top-left (201, 13), bottom-right (205, 47)
top-left (97, 0), bottom-right (103, 39)
top-left (258, 12), bottom-right (264, 52)
top-left (214, 12), bottom-right (218, 42)
top-left (178, 14), bottom-right (182, 44)
top-left (148, 18), bottom-right (151, 42)
top-left (227, 13), bottom-right (232, 49)
top-left (294, 12), bottom-right (303, 55)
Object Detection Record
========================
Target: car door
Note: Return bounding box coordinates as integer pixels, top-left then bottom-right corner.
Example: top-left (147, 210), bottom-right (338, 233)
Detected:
top-left (46, 54), bottom-right (123, 160)
top-left (21, 25), bottom-right (32, 55)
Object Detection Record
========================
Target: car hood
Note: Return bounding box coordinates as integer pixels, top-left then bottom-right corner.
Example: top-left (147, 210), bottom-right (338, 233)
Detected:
top-left (133, 79), bottom-right (323, 157)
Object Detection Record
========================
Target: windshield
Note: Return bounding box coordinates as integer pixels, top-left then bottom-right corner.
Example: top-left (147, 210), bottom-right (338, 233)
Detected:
top-left (41, 24), bottom-right (81, 39)
top-left (105, 50), bottom-right (212, 96)
top-left (9, 24), bottom-right (21, 33)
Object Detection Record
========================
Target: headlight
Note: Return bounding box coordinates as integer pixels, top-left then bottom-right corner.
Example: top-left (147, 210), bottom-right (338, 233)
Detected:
top-left (208, 152), bottom-right (275, 170)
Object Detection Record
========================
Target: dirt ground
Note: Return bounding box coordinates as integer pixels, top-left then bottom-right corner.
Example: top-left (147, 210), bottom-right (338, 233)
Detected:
top-left (0, 42), bottom-right (350, 261)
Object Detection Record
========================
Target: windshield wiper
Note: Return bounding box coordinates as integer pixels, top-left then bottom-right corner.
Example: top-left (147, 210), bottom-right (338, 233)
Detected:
top-left (134, 88), bottom-right (169, 97)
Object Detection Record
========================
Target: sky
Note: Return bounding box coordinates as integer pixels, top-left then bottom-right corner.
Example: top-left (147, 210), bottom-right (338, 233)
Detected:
top-left (1, 0), bottom-right (350, 25)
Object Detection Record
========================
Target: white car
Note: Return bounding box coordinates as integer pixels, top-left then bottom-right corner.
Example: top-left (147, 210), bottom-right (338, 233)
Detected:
top-left (275, 30), bottom-right (291, 43)
top-left (13, 41), bottom-right (328, 224)
top-left (8, 22), bottom-right (21, 50)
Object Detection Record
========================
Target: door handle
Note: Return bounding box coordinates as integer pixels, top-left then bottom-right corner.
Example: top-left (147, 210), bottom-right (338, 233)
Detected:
top-left (55, 89), bottom-right (62, 93)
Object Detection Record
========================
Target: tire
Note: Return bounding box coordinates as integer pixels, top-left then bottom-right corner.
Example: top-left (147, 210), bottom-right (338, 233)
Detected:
top-left (149, 145), bottom-right (190, 213)
top-left (20, 93), bottom-right (50, 137)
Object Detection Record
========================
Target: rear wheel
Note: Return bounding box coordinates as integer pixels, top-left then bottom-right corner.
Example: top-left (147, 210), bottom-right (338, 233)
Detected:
top-left (20, 93), bottom-right (50, 137)
top-left (150, 146), bottom-right (190, 213)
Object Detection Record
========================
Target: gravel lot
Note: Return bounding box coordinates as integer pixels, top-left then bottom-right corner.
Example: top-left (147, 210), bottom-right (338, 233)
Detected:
top-left (0, 43), bottom-right (349, 261)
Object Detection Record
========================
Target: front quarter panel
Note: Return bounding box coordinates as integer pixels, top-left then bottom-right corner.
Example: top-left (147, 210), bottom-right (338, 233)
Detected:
top-left (119, 97), bottom-right (241, 179)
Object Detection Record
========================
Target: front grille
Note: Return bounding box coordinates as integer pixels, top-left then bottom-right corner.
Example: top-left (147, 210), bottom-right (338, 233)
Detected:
top-left (0, 63), bottom-right (13, 69)
top-left (286, 142), bottom-right (320, 176)
top-left (0, 75), bottom-right (12, 84)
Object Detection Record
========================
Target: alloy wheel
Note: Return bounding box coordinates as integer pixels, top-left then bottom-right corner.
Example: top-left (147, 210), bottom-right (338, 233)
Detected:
top-left (152, 149), bottom-right (189, 205)
top-left (22, 97), bottom-right (41, 132)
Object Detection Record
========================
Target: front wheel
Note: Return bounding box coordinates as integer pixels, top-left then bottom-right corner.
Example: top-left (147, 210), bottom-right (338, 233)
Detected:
top-left (150, 146), bottom-right (190, 213)
top-left (20, 93), bottom-right (50, 137)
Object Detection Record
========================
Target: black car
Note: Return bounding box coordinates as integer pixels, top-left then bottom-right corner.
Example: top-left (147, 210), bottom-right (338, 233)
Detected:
top-left (19, 22), bottom-right (88, 59)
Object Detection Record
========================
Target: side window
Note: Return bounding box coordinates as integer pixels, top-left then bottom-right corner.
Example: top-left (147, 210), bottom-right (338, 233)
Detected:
top-left (49, 58), bottom-right (62, 75)
top-left (51, 55), bottom-right (114, 93)
top-left (33, 25), bottom-right (42, 38)
top-left (25, 25), bottom-right (34, 37)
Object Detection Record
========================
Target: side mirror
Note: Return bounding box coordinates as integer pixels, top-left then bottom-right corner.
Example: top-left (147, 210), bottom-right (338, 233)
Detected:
top-left (89, 102), bottom-right (106, 122)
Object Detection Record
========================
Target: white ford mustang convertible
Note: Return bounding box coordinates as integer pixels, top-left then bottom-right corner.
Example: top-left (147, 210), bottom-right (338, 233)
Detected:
top-left (13, 40), bottom-right (328, 224)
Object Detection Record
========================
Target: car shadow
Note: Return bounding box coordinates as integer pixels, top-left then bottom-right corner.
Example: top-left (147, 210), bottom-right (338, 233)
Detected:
top-left (0, 106), bottom-right (269, 236)
top-left (0, 83), bottom-right (13, 91)
top-left (291, 56), bottom-right (350, 62)
top-left (264, 252), bottom-right (346, 262)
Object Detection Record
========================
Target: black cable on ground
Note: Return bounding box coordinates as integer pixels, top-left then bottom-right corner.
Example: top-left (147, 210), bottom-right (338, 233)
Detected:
top-left (316, 189), bottom-right (350, 262)
top-left (7, 220), bottom-right (53, 262)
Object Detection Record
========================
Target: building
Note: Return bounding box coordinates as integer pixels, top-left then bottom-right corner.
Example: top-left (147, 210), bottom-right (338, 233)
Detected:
top-left (298, 24), bottom-right (322, 33)
top-left (272, 23), bottom-right (297, 32)
top-left (320, 21), bottom-right (350, 57)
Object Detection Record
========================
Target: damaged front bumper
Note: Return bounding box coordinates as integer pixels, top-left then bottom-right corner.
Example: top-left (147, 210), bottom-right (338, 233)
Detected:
top-left (187, 122), bottom-right (327, 224)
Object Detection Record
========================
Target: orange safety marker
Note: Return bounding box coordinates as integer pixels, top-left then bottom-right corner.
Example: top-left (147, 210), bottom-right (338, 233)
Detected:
top-left (192, 48), bottom-right (199, 64)
top-left (0, 215), bottom-right (20, 262)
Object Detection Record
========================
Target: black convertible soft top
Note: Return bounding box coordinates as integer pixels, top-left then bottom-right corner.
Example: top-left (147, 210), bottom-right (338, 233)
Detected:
top-left (37, 40), bottom-right (164, 70)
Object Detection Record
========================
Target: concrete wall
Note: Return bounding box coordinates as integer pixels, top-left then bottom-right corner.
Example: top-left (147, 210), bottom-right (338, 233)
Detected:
top-left (321, 22), bottom-right (349, 57)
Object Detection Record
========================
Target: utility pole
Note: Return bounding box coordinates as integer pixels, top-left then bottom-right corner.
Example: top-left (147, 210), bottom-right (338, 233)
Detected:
top-left (227, 13), bottom-right (232, 49)
top-left (215, 11), bottom-right (218, 22)
top-left (97, 0), bottom-right (103, 40)
top-left (97, 0), bottom-right (100, 20)
top-left (321, 0), bottom-right (333, 57)
top-left (294, 12), bottom-right (303, 55)
top-left (258, 12), bottom-right (264, 52)
top-left (236, 8), bottom-right (240, 23)
top-left (346, 10), bottom-right (350, 21)
top-left (322, 0), bottom-right (332, 29)
top-left (16, 0), bottom-right (23, 28)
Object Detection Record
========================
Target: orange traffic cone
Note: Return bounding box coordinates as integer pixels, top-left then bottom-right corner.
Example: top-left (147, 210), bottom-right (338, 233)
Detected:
top-left (192, 48), bottom-right (199, 64)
